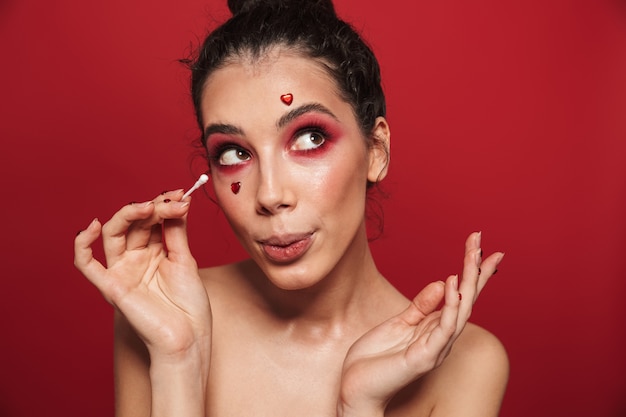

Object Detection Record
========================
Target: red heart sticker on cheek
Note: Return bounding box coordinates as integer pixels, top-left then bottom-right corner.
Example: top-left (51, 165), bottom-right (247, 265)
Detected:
top-left (231, 182), bottom-right (241, 194)
top-left (280, 93), bottom-right (293, 105)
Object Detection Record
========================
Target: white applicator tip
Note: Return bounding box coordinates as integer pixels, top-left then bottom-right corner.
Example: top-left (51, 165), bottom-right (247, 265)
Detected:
top-left (182, 174), bottom-right (210, 199)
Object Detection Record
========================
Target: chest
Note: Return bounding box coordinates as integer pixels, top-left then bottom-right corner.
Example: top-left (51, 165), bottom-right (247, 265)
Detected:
top-left (206, 335), bottom-right (346, 417)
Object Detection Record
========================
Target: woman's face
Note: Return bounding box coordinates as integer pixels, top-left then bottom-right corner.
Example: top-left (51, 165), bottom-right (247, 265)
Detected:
top-left (200, 49), bottom-right (387, 290)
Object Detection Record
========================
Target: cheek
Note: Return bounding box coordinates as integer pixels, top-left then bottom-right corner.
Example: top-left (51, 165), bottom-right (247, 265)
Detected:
top-left (306, 151), bottom-right (369, 206)
top-left (211, 179), bottom-right (245, 222)
top-left (210, 163), bottom-right (253, 200)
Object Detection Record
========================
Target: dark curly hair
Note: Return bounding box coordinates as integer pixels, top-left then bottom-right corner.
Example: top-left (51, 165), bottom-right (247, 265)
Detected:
top-left (184, 0), bottom-right (386, 145)
top-left (183, 0), bottom-right (388, 237)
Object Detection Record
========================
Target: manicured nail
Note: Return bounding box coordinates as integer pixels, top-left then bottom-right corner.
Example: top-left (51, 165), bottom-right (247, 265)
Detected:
top-left (79, 218), bottom-right (98, 234)
top-left (169, 201), bottom-right (190, 209)
top-left (475, 231), bottom-right (482, 246)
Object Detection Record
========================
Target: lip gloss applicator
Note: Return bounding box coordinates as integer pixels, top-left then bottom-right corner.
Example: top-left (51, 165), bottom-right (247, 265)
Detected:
top-left (181, 174), bottom-right (209, 199)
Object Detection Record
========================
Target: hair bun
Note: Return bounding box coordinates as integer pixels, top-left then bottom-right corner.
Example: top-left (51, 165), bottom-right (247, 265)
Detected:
top-left (227, 0), bottom-right (335, 16)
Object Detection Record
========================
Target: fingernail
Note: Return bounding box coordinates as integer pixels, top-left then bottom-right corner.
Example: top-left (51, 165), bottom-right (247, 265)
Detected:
top-left (169, 201), bottom-right (190, 209)
top-left (497, 252), bottom-right (505, 264)
top-left (453, 274), bottom-right (459, 289)
top-left (475, 231), bottom-right (482, 246)
top-left (80, 218), bottom-right (98, 233)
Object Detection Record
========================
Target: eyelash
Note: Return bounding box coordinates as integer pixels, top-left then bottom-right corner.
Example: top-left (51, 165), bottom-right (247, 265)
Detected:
top-left (292, 124), bottom-right (331, 153)
top-left (207, 143), bottom-right (242, 164)
top-left (207, 123), bottom-right (332, 166)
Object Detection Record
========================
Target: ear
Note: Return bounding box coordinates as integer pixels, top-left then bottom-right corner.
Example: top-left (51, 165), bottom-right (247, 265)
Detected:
top-left (367, 116), bottom-right (391, 183)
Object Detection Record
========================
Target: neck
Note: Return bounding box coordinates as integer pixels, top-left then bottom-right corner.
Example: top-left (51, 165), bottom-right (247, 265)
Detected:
top-left (250, 224), bottom-right (404, 342)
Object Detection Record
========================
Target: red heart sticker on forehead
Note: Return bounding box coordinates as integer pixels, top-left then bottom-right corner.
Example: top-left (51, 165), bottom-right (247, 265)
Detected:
top-left (280, 93), bottom-right (293, 105)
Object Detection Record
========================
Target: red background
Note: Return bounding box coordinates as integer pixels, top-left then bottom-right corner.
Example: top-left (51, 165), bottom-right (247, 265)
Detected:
top-left (1, 0), bottom-right (625, 416)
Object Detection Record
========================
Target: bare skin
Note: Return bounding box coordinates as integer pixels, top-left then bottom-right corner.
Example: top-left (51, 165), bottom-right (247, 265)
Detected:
top-left (109, 230), bottom-right (507, 417)
top-left (75, 48), bottom-right (508, 417)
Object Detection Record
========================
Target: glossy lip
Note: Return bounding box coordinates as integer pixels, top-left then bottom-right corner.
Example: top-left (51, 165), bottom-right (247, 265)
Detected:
top-left (259, 233), bottom-right (314, 263)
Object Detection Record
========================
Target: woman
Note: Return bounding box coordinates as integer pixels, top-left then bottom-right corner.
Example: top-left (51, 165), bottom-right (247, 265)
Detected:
top-left (74, 0), bottom-right (508, 415)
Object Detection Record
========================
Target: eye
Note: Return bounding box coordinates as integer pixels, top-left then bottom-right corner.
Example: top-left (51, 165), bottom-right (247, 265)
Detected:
top-left (291, 130), bottom-right (326, 151)
top-left (218, 147), bottom-right (251, 166)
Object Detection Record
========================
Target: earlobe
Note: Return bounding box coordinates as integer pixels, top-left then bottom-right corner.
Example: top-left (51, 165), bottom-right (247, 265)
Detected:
top-left (367, 116), bottom-right (391, 183)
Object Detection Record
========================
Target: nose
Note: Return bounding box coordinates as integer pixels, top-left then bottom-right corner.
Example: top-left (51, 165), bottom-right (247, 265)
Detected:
top-left (255, 160), bottom-right (296, 216)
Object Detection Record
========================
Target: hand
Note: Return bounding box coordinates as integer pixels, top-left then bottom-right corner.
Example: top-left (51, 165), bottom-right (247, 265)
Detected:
top-left (74, 190), bottom-right (212, 360)
top-left (338, 232), bottom-right (504, 415)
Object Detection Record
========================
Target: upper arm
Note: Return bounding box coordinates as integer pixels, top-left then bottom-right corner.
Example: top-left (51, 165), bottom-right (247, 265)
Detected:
top-left (430, 324), bottom-right (509, 417)
top-left (114, 310), bottom-right (152, 417)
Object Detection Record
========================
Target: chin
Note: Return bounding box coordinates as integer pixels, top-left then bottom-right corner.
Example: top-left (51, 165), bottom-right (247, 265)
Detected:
top-left (261, 261), bottom-right (329, 291)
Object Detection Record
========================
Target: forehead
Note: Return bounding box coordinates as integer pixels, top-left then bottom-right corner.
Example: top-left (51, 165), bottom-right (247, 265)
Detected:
top-left (200, 48), bottom-right (349, 124)
top-left (223, 46), bottom-right (333, 78)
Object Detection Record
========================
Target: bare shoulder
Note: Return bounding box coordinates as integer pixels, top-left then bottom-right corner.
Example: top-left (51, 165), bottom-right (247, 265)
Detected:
top-left (388, 323), bottom-right (509, 417)
top-left (445, 322), bottom-right (509, 371)
top-left (198, 259), bottom-right (255, 292)
top-left (198, 259), bottom-right (266, 314)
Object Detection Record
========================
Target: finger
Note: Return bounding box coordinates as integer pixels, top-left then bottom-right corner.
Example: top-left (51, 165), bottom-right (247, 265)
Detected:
top-left (436, 275), bottom-right (461, 339)
top-left (455, 232), bottom-right (482, 332)
top-left (153, 191), bottom-right (192, 256)
top-left (476, 252), bottom-right (505, 294)
top-left (125, 192), bottom-right (182, 251)
top-left (407, 275), bottom-right (459, 367)
top-left (163, 214), bottom-right (193, 263)
top-left (459, 231), bottom-right (482, 303)
top-left (124, 190), bottom-right (186, 251)
top-left (102, 201), bottom-right (155, 264)
top-left (401, 281), bottom-right (445, 325)
top-left (431, 275), bottom-right (462, 365)
top-left (147, 222), bottom-right (163, 247)
top-left (74, 218), bottom-right (109, 293)
top-left (153, 190), bottom-right (191, 225)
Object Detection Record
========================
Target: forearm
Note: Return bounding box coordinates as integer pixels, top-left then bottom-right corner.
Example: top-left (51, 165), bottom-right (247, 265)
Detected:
top-left (149, 343), bottom-right (210, 417)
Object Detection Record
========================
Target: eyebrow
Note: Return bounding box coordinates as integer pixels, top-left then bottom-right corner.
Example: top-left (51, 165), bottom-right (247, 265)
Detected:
top-left (203, 124), bottom-right (243, 144)
top-left (276, 103), bottom-right (339, 129)
top-left (203, 103), bottom-right (339, 144)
